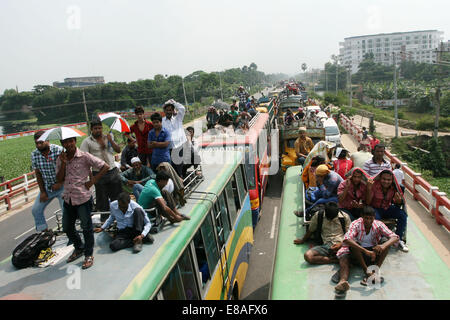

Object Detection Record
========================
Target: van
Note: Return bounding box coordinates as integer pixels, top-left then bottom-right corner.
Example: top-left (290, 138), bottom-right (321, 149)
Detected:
top-left (323, 118), bottom-right (341, 146)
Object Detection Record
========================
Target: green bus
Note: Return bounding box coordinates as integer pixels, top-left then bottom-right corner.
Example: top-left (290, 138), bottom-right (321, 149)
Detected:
top-left (0, 149), bottom-right (253, 300)
top-left (270, 165), bottom-right (450, 300)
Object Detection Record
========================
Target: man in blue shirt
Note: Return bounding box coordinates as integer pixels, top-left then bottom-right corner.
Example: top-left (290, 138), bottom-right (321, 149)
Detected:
top-left (94, 192), bottom-right (152, 253)
top-left (148, 112), bottom-right (171, 171)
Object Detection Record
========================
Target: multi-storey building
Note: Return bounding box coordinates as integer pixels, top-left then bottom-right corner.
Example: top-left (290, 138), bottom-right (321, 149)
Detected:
top-left (53, 76), bottom-right (105, 88)
top-left (338, 30), bottom-right (444, 73)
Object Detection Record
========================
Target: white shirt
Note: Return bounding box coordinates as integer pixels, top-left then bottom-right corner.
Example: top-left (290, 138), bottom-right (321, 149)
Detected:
top-left (360, 228), bottom-right (375, 248)
top-left (393, 169), bottom-right (405, 186)
top-left (162, 102), bottom-right (187, 149)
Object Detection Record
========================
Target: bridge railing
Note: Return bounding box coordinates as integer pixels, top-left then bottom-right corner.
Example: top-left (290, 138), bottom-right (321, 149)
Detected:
top-left (339, 114), bottom-right (450, 231)
top-left (0, 172), bottom-right (39, 213)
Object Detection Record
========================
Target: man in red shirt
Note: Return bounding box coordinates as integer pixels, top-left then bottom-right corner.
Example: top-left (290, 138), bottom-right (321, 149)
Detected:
top-left (337, 168), bottom-right (367, 220)
top-left (127, 106), bottom-right (153, 167)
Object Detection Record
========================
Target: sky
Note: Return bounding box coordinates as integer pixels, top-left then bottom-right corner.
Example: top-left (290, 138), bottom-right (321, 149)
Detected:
top-left (0, 0), bottom-right (449, 93)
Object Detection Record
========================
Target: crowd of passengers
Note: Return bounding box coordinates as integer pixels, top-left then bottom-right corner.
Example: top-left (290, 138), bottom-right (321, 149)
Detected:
top-left (292, 129), bottom-right (408, 295)
top-left (30, 98), bottom-right (205, 270)
top-left (206, 86), bottom-right (260, 133)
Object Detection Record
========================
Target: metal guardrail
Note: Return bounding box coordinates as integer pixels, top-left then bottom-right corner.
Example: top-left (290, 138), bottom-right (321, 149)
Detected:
top-left (340, 114), bottom-right (450, 231)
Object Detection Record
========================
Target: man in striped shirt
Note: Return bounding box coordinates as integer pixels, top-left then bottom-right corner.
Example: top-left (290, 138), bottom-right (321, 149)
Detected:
top-left (334, 206), bottom-right (398, 293)
top-left (362, 144), bottom-right (391, 177)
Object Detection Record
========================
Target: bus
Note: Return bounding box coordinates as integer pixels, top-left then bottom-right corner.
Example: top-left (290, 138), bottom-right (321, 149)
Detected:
top-left (197, 111), bottom-right (276, 228)
top-left (0, 149), bottom-right (253, 300)
top-left (270, 165), bottom-right (450, 299)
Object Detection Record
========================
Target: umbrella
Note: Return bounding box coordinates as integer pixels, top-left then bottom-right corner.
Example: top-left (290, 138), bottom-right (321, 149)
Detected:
top-left (212, 101), bottom-right (230, 110)
top-left (38, 126), bottom-right (86, 141)
top-left (98, 112), bottom-right (131, 133)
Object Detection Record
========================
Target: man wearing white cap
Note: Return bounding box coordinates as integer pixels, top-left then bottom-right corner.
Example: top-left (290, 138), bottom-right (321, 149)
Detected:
top-left (120, 157), bottom-right (156, 201)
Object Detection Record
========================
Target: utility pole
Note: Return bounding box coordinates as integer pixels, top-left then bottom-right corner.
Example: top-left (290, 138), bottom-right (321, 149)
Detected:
top-left (325, 70), bottom-right (328, 92)
top-left (82, 89), bottom-right (90, 135)
top-left (393, 52), bottom-right (398, 138)
top-left (218, 71), bottom-right (224, 101)
top-left (346, 65), bottom-right (352, 108)
top-left (181, 77), bottom-right (188, 106)
top-left (434, 42), bottom-right (445, 139)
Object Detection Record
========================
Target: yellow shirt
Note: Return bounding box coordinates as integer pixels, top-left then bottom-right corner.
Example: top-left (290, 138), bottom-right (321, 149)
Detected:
top-left (294, 136), bottom-right (314, 157)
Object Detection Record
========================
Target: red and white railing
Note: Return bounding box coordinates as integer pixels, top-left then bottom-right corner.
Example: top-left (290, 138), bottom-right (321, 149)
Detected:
top-left (0, 172), bottom-right (39, 213)
top-left (340, 114), bottom-right (450, 231)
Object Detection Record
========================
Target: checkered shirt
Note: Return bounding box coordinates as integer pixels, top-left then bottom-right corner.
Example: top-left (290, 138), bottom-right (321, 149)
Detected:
top-left (31, 144), bottom-right (63, 192)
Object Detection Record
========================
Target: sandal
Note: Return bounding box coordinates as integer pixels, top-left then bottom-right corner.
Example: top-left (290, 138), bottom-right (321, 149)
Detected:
top-left (335, 281), bottom-right (350, 293)
top-left (294, 210), bottom-right (304, 217)
top-left (66, 249), bottom-right (84, 263)
top-left (82, 256), bottom-right (94, 269)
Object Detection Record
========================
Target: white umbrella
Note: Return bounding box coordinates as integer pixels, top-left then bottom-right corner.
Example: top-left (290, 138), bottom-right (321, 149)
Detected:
top-left (38, 126), bottom-right (86, 141)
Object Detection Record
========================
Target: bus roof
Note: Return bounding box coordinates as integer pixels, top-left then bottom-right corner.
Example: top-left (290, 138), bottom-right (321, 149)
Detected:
top-left (198, 112), bottom-right (269, 148)
top-left (0, 150), bottom-right (244, 300)
top-left (270, 166), bottom-right (450, 300)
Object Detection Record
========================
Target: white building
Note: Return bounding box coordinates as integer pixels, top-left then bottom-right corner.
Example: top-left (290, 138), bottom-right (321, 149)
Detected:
top-left (339, 30), bottom-right (444, 74)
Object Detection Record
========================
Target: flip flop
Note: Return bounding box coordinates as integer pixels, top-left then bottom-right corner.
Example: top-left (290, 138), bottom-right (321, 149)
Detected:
top-left (331, 270), bottom-right (340, 284)
top-left (294, 210), bottom-right (304, 217)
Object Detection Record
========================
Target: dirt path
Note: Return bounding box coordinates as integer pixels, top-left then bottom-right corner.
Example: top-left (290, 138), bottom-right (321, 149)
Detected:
top-left (350, 114), bottom-right (450, 139)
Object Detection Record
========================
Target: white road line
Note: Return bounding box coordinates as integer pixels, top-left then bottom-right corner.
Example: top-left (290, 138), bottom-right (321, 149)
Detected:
top-left (14, 215), bottom-right (56, 240)
top-left (270, 206), bottom-right (278, 239)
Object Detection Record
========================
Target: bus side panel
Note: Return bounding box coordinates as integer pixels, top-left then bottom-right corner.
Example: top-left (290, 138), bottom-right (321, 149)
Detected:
top-left (206, 195), bottom-right (253, 300)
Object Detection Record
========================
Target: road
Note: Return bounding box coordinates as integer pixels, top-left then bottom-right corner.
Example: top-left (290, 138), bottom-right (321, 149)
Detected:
top-left (351, 114), bottom-right (450, 138)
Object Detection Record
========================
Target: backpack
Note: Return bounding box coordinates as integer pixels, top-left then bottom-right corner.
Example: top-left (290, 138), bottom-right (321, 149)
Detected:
top-left (12, 230), bottom-right (56, 269)
top-left (313, 210), bottom-right (346, 245)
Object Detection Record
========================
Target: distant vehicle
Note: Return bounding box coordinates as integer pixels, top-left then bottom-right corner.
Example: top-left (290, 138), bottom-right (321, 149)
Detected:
top-left (323, 117), bottom-right (341, 146)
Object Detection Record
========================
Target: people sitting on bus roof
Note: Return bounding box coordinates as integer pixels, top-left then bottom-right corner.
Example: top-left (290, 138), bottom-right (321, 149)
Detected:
top-left (302, 155), bottom-right (327, 190)
top-left (229, 105), bottom-right (240, 128)
top-left (362, 144), bottom-right (391, 177)
top-left (350, 144), bottom-right (372, 169)
top-left (334, 206), bottom-right (399, 294)
top-left (337, 168), bottom-right (368, 221)
top-left (295, 165), bottom-right (343, 219)
top-left (284, 109), bottom-right (295, 126)
top-left (156, 162), bottom-right (186, 207)
top-left (206, 107), bottom-right (219, 128)
top-left (94, 192), bottom-right (153, 254)
top-left (235, 111), bottom-right (251, 134)
top-left (120, 157), bottom-right (156, 202)
top-left (148, 112), bottom-right (171, 172)
top-left (138, 171), bottom-right (190, 224)
top-left (294, 107), bottom-right (305, 121)
top-left (333, 148), bottom-right (353, 180)
top-left (247, 104), bottom-right (257, 118)
top-left (217, 109), bottom-right (234, 128)
top-left (366, 169), bottom-right (409, 252)
top-left (293, 202), bottom-right (351, 266)
top-left (294, 127), bottom-right (314, 166)
top-left (120, 137), bottom-right (139, 172)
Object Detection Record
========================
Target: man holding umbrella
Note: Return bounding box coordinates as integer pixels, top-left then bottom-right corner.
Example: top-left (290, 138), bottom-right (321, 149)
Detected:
top-left (80, 116), bottom-right (122, 221)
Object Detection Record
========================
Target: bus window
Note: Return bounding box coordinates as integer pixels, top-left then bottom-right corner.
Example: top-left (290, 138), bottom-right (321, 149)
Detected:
top-left (224, 181), bottom-right (238, 225)
top-left (160, 265), bottom-right (184, 299)
top-left (230, 174), bottom-right (241, 210)
top-left (216, 193), bottom-right (231, 246)
top-left (160, 248), bottom-right (200, 300)
top-left (196, 213), bottom-right (220, 286)
top-left (240, 164), bottom-right (248, 191)
top-left (235, 165), bottom-right (247, 201)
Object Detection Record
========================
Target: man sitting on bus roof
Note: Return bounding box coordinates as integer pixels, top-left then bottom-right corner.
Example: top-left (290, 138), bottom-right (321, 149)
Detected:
top-left (94, 192), bottom-right (153, 253)
top-left (295, 165), bottom-right (343, 219)
top-left (366, 169), bottom-right (409, 252)
top-left (294, 127), bottom-right (314, 166)
top-left (334, 206), bottom-right (399, 293)
top-left (337, 168), bottom-right (368, 221)
top-left (138, 171), bottom-right (189, 224)
top-left (294, 202), bottom-right (351, 266)
top-left (120, 157), bottom-right (156, 201)
top-left (362, 144), bottom-right (391, 177)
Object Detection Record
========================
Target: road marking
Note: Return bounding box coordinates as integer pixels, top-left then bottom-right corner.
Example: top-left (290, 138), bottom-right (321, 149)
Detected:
top-left (14, 215), bottom-right (56, 240)
top-left (270, 206), bottom-right (278, 239)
